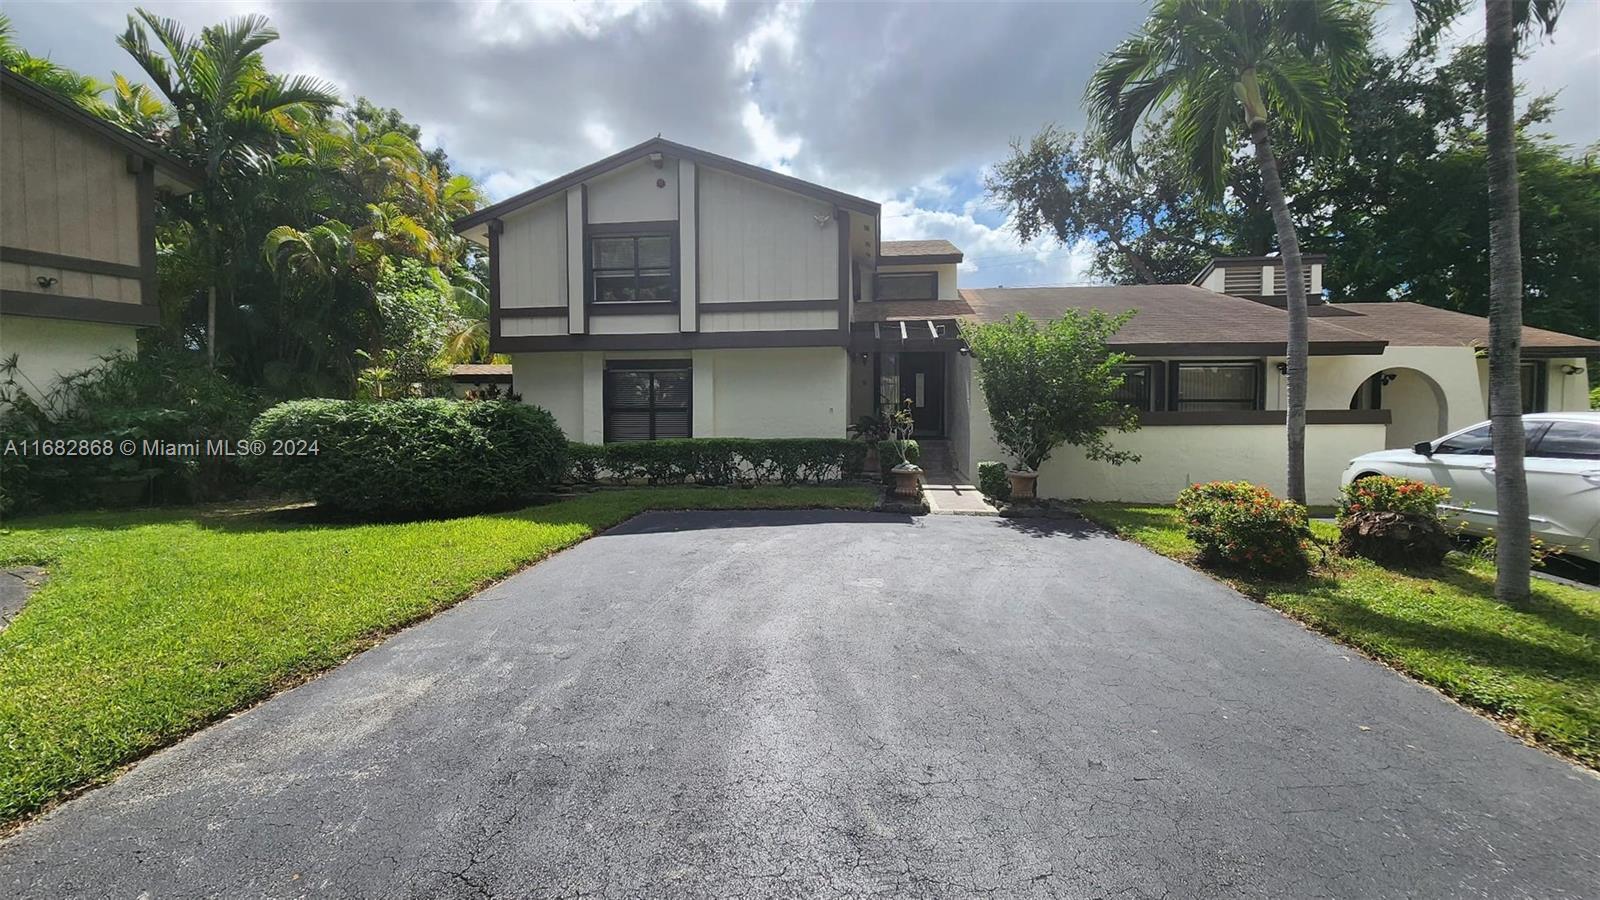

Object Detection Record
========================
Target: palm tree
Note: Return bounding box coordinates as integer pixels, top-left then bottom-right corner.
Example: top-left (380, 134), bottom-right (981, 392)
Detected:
top-left (116, 8), bottom-right (338, 367)
top-left (1086, 0), bottom-right (1369, 504)
top-left (1483, 0), bottom-right (1561, 604)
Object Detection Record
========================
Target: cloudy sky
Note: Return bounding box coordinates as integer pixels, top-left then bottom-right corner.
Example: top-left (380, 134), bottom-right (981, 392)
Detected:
top-left (7, 0), bottom-right (1596, 287)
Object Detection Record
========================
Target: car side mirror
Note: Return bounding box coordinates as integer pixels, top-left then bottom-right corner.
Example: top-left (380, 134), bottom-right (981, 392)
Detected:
top-left (1413, 441), bottom-right (1434, 457)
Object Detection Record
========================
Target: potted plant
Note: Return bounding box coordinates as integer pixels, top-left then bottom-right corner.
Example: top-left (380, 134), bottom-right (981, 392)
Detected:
top-left (960, 311), bottom-right (1143, 504)
top-left (883, 400), bottom-right (921, 498)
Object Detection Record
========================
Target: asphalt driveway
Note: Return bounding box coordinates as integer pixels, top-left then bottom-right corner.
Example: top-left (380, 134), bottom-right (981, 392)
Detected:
top-left (2, 510), bottom-right (1597, 898)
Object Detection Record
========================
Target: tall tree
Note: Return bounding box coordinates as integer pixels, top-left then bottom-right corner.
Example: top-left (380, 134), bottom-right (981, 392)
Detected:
top-left (1481, 0), bottom-right (1562, 605)
top-left (0, 15), bottom-right (108, 112)
top-left (1086, 0), bottom-right (1370, 504)
top-left (116, 8), bottom-right (340, 368)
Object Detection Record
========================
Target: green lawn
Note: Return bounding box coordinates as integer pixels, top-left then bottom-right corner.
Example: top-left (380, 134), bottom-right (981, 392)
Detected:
top-left (0, 486), bottom-right (876, 824)
top-left (1080, 503), bottom-right (1600, 769)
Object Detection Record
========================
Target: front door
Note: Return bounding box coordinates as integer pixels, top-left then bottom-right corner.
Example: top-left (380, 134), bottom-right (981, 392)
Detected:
top-left (898, 352), bottom-right (945, 437)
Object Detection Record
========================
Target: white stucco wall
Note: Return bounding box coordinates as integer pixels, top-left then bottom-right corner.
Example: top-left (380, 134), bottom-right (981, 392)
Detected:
top-left (961, 365), bottom-right (1385, 505)
top-left (510, 347), bottom-right (848, 442)
top-left (0, 315), bottom-right (138, 399)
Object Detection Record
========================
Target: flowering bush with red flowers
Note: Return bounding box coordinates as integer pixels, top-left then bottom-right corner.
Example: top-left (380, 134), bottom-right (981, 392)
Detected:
top-left (1337, 475), bottom-right (1449, 519)
top-left (1337, 476), bottom-right (1454, 566)
top-left (1175, 481), bottom-right (1311, 575)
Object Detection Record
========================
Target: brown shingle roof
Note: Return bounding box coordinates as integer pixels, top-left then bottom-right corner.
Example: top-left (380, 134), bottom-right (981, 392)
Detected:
top-left (880, 239), bottom-right (963, 263)
top-left (1323, 302), bottom-right (1600, 356)
top-left (956, 285), bottom-right (1387, 355)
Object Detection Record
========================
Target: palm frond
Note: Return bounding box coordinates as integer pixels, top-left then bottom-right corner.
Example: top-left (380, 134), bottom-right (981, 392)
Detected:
top-left (1258, 55), bottom-right (1344, 156)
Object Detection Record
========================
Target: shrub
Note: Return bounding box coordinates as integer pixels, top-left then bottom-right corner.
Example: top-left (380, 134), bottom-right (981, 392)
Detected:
top-left (564, 438), bottom-right (866, 486)
top-left (977, 461), bottom-right (1011, 502)
top-left (0, 348), bottom-right (262, 514)
top-left (959, 310), bottom-right (1140, 472)
top-left (1336, 476), bottom-right (1454, 566)
top-left (249, 399), bottom-right (566, 516)
top-left (1176, 481), bottom-right (1311, 575)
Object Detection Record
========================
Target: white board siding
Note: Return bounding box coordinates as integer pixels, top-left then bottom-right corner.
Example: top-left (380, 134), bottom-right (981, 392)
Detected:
top-left (699, 309), bottom-right (837, 332)
top-left (589, 313), bottom-right (681, 335)
top-left (586, 158), bottom-right (678, 224)
top-left (498, 197), bottom-right (566, 309)
top-left (697, 167), bottom-right (837, 303)
top-left (499, 316), bottom-right (567, 337)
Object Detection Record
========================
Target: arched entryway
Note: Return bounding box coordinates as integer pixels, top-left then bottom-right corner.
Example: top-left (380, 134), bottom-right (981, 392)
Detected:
top-left (1348, 367), bottom-right (1449, 449)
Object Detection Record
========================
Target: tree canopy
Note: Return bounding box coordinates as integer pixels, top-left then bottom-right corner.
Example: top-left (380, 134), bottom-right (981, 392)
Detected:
top-left (2, 9), bottom-right (490, 398)
top-left (990, 41), bottom-right (1598, 340)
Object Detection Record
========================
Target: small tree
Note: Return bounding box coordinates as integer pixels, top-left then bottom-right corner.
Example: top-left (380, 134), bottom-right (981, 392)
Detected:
top-left (960, 311), bottom-right (1141, 473)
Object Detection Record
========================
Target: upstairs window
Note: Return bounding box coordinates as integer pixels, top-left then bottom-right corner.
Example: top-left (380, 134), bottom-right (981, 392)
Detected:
top-left (1173, 362), bottom-right (1262, 411)
top-left (604, 362), bottom-right (691, 442)
top-left (875, 272), bottom-right (938, 301)
top-left (590, 231), bottom-right (675, 304)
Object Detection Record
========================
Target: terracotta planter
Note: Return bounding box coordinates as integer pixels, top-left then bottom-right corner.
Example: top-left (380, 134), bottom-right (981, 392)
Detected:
top-left (892, 464), bottom-right (923, 498)
top-left (1006, 469), bottom-right (1039, 501)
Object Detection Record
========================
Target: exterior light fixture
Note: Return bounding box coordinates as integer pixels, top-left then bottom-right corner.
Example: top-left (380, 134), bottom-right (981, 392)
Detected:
top-left (1561, 364), bottom-right (1586, 376)
top-left (1275, 361), bottom-right (1288, 374)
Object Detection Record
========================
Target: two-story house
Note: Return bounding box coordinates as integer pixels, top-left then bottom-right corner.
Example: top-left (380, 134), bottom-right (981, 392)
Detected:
top-left (454, 137), bottom-right (1598, 504)
top-left (0, 68), bottom-right (201, 397)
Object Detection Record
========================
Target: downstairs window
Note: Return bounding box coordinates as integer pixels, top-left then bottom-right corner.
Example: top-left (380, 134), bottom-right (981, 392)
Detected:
top-left (603, 362), bottom-right (691, 442)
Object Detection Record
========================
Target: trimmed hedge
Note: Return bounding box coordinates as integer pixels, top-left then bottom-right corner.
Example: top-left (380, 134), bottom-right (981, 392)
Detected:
top-left (1176, 481), bottom-right (1311, 575)
top-left (566, 438), bottom-right (866, 486)
top-left (976, 461), bottom-right (1011, 502)
top-left (249, 399), bottom-right (567, 516)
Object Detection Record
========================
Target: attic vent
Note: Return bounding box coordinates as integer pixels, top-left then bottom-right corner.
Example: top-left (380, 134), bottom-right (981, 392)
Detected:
top-left (1223, 268), bottom-right (1261, 295)
top-left (1272, 266), bottom-right (1315, 295)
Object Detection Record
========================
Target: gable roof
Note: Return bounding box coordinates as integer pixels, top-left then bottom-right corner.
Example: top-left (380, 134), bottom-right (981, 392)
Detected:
top-left (1, 67), bottom-right (202, 191)
top-left (1324, 302), bottom-right (1600, 357)
top-left (880, 239), bottom-right (963, 265)
top-left (454, 137), bottom-right (879, 233)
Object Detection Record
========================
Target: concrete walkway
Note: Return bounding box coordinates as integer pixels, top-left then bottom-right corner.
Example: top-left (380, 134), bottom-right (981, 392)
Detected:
top-left (922, 472), bottom-right (996, 515)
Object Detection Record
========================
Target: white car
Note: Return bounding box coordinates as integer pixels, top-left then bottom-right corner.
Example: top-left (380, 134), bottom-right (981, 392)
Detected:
top-left (1340, 412), bottom-right (1600, 564)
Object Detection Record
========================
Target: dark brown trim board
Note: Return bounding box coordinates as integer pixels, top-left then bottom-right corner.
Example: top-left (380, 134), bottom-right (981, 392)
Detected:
top-left (1, 289), bottom-right (160, 326)
top-left (135, 160), bottom-right (157, 304)
top-left (487, 218), bottom-right (504, 340)
top-left (699, 299), bottom-right (839, 313)
top-left (0, 246), bottom-right (142, 280)
top-left (455, 136), bottom-right (878, 233)
top-left (491, 328), bottom-right (849, 354)
top-left (1138, 409), bottom-right (1392, 426)
top-left (835, 206), bottom-right (850, 336)
top-left (1109, 340), bottom-right (1387, 357)
top-left (879, 254), bottom-right (962, 266)
top-left (499, 306), bottom-right (568, 318)
top-left (589, 300), bottom-right (679, 316)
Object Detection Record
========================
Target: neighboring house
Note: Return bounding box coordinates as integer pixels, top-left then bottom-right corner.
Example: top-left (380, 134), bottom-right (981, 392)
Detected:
top-left (0, 68), bottom-right (200, 398)
top-left (455, 138), bottom-right (1598, 504)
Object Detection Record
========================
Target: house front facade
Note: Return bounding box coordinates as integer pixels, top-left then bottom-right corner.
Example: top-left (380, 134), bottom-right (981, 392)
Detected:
top-left (455, 138), bottom-right (1598, 505)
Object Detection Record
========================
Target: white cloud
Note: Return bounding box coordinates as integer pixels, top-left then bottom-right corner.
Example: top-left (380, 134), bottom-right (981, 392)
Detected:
top-left (733, 0), bottom-right (802, 73)
top-left (739, 101), bottom-right (801, 171)
top-left (880, 190), bottom-right (1097, 289)
top-left (582, 120), bottom-right (620, 154)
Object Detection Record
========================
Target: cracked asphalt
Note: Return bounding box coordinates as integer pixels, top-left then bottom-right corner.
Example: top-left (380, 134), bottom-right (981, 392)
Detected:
top-left (2, 510), bottom-right (1598, 898)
